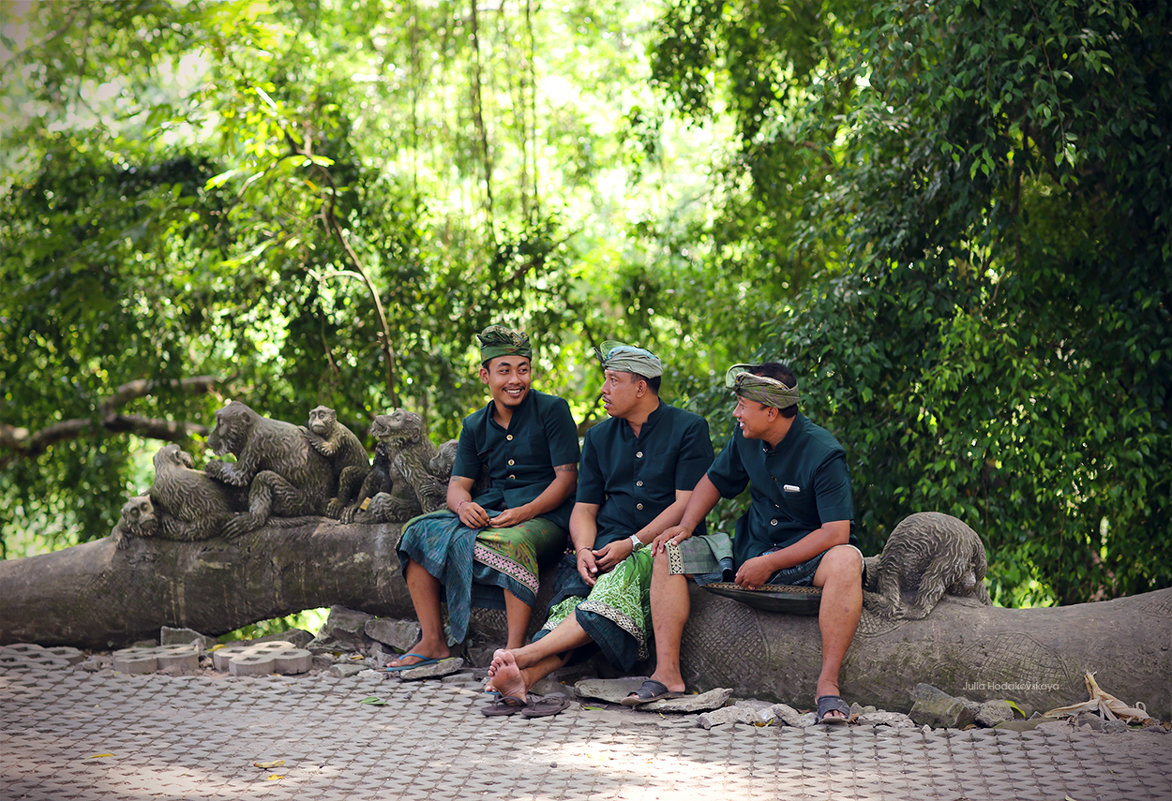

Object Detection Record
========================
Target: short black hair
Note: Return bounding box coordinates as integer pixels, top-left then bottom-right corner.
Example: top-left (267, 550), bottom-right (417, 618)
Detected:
top-left (750, 362), bottom-right (797, 418)
top-left (631, 372), bottom-right (662, 394)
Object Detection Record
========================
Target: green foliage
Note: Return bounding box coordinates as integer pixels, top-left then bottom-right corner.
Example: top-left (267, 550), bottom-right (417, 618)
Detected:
top-left (1, 0), bottom-right (1167, 607)
top-left (652, 0), bottom-right (1171, 604)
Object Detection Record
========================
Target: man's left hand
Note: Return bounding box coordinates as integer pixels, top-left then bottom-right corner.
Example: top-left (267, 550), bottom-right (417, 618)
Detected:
top-left (593, 540), bottom-right (628, 572)
top-left (489, 507), bottom-right (532, 528)
top-left (734, 555), bottom-right (775, 590)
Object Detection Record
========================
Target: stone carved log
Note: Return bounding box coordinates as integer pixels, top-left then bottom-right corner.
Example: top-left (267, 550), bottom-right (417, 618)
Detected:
top-left (0, 522), bottom-right (1168, 720)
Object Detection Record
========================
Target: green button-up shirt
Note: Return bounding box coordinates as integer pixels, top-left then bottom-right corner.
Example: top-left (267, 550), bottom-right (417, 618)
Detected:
top-left (453, 389), bottom-right (580, 530)
top-left (576, 402), bottom-right (713, 549)
top-left (707, 413), bottom-right (856, 567)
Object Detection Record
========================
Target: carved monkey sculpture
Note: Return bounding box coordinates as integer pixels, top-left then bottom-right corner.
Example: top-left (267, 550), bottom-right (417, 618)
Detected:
top-left (302, 405), bottom-right (370, 518)
top-left (205, 401), bottom-right (333, 537)
top-left (863, 511), bottom-right (991, 619)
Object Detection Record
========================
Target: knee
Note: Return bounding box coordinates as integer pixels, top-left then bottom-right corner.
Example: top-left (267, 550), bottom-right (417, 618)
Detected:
top-left (821, 545), bottom-right (863, 582)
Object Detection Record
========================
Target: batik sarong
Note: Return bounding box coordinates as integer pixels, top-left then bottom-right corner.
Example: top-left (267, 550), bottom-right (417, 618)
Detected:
top-left (534, 548), bottom-right (654, 672)
top-left (396, 509), bottom-right (565, 644)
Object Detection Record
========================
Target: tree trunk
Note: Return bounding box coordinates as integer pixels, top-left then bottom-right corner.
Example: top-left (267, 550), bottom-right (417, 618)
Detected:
top-left (1, 523), bottom-right (1167, 718)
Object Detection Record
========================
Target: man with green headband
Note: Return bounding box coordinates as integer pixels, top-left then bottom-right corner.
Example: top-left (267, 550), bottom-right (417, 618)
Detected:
top-left (631, 362), bottom-right (863, 724)
top-left (392, 325), bottom-right (579, 669)
top-left (482, 342), bottom-right (713, 716)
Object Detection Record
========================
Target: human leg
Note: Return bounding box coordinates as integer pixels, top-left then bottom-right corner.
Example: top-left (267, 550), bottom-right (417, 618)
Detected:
top-left (387, 558), bottom-right (452, 667)
top-left (811, 544), bottom-right (864, 717)
top-left (642, 550), bottom-right (691, 694)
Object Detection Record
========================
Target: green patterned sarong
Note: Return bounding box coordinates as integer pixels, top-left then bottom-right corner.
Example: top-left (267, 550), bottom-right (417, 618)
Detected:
top-left (538, 548), bottom-right (653, 671)
top-left (397, 509), bottom-right (566, 644)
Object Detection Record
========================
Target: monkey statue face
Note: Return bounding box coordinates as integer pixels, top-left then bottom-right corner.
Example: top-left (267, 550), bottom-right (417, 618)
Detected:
top-left (369, 409), bottom-right (423, 446)
top-left (308, 405), bottom-right (337, 437)
top-left (119, 495), bottom-right (159, 538)
top-left (207, 401), bottom-right (256, 456)
top-left (154, 443), bottom-right (196, 472)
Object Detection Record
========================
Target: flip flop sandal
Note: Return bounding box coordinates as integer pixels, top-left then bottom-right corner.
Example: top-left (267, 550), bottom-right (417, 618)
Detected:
top-left (521, 695), bottom-right (570, 719)
top-left (620, 679), bottom-right (684, 707)
top-left (385, 653), bottom-right (441, 672)
top-left (816, 694), bottom-right (851, 725)
top-left (481, 695), bottom-right (527, 717)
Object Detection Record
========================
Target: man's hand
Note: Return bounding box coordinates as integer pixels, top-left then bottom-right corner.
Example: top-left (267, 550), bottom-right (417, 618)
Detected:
top-left (489, 506), bottom-right (532, 528)
top-left (576, 548), bottom-right (600, 586)
top-left (593, 540), bottom-right (630, 573)
top-left (457, 500), bottom-right (490, 528)
top-left (734, 555), bottom-right (775, 590)
top-left (652, 524), bottom-right (692, 556)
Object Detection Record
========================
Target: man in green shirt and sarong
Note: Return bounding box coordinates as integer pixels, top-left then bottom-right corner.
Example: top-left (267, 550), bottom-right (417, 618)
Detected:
top-left (632, 362), bottom-right (863, 724)
top-left (483, 342), bottom-right (713, 715)
top-left (390, 325), bottom-right (579, 669)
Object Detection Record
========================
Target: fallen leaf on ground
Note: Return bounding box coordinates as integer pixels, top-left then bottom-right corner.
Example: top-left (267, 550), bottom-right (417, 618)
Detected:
top-left (1044, 672), bottom-right (1153, 724)
top-left (86, 754), bottom-right (113, 759)
top-left (253, 760), bottom-right (285, 769)
top-left (265, 774), bottom-right (284, 781)
top-left (359, 696), bottom-right (388, 705)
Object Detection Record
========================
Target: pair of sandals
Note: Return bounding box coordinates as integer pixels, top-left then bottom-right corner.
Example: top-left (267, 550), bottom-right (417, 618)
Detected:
top-left (480, 694), bottom-right (571, 719)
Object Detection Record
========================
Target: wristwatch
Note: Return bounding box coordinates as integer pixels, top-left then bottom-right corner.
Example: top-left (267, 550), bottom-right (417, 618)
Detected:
top-left (628, 534), bottom-right (644, 552)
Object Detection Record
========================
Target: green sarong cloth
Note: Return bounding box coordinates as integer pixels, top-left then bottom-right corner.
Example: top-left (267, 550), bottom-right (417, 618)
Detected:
top-left (538, 548), bottom-right (654, 671)
top-left (666, 532), bottom-right (734, 576)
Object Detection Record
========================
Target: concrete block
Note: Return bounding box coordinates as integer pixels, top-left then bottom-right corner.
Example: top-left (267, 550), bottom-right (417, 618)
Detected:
top-left (213, 640), bottom-right (311, 676)
top-left (0, 643), bottom-right (76, 671)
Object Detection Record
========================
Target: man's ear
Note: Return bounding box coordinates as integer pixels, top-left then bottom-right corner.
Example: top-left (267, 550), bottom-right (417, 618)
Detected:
top-left (479, 365), bottom-right (490, 384)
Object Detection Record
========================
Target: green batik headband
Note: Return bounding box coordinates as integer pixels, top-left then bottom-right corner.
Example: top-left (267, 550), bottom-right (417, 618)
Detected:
top-left (725, 364), bottom-right (799, 409)
top-left (477, 325), bottom-right (532, 364)
top-left (596, 340), bottom-right (664, 379)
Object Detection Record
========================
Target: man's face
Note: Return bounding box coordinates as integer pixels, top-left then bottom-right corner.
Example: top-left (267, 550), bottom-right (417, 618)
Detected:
top-left (601, 369), bottom-right (642, 419)
top-left (733, 395), bottom-right (774, 440)
top-left (480, 356), bottom-right (532, 409)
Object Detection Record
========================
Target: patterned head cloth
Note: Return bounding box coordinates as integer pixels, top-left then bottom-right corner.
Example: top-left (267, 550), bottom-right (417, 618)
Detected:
top-left (477, 325), bottom-right (532, 364)
top-left (725, 363), bottom-right (799, 410)
top-left (596, 340), bottom-right (664, 379)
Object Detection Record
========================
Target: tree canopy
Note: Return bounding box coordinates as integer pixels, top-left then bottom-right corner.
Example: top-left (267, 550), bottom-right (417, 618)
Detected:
top-left (2, 0), bottom-right (1168, 606)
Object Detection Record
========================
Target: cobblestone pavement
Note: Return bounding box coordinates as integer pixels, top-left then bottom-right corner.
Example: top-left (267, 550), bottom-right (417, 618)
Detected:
top-left (2, 665), bottom-right (1169, 801)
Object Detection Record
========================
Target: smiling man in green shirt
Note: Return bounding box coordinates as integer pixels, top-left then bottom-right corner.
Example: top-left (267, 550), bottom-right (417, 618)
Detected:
top-left (483, 342), bottom-right (713, 716)
top-left (632, 362), bottom-right (863, 724)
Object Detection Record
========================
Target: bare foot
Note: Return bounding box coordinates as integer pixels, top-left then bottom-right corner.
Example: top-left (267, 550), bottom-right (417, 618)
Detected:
top-left (386, 641), bottom-right (449, 668)
top-left (484, 649), bottom-right (527, 702)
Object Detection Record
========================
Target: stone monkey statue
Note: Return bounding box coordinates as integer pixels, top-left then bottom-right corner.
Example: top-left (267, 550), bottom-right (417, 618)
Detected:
top-left (205, 401), bottom-right (334, 537)
top-left (110, 495), bottom-right (160, 549)
top-left (355, 409), bottom-right (448, 523)
top-left (146, 444), bottom-right (247, 542)
top-left (301, 405), bottom-right (370, 518)
top-left (864, 511), bottom-right (992, 619)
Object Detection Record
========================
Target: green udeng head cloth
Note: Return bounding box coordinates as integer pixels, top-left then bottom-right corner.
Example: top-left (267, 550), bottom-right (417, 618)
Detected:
top-left (725, 363), bottom-right (799, 410)
top-left (596, 340), bottom-right (664, 379)
top-left (477, 325), bottom-right (532, 364)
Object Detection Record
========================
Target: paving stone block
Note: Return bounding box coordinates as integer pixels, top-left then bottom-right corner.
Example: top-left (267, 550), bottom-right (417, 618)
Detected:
top-left (0, 643), bottom-right (80, 671)
top-left (112, 644), bottom-right (199, 674)
top-left (211, 640), bottom-right (312, 675)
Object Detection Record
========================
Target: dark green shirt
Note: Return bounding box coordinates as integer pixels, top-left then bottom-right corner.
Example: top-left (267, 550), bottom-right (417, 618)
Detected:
top-left (576, 402), bottom-right (713, 549)
top-left (453, 389), bottom-right (580, 530)
top-left (707, 413), bottom-right (856, 567)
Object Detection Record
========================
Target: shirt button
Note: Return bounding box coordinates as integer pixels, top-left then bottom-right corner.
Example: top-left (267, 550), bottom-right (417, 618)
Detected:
top-left (507, 459), bottom-right (515, 466)
top-left (507, 434), bottom-right (514, 441)
top-left (636, 503), bottom-right (644, 510)
top-left (770, 519), bottom-right (778, 526)
top-left (636, 480), bottom-right (643, 487)
top-left (636, 451), bottom-right (643, 458)
top-left (508, 474), bottom-right (516, 480)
